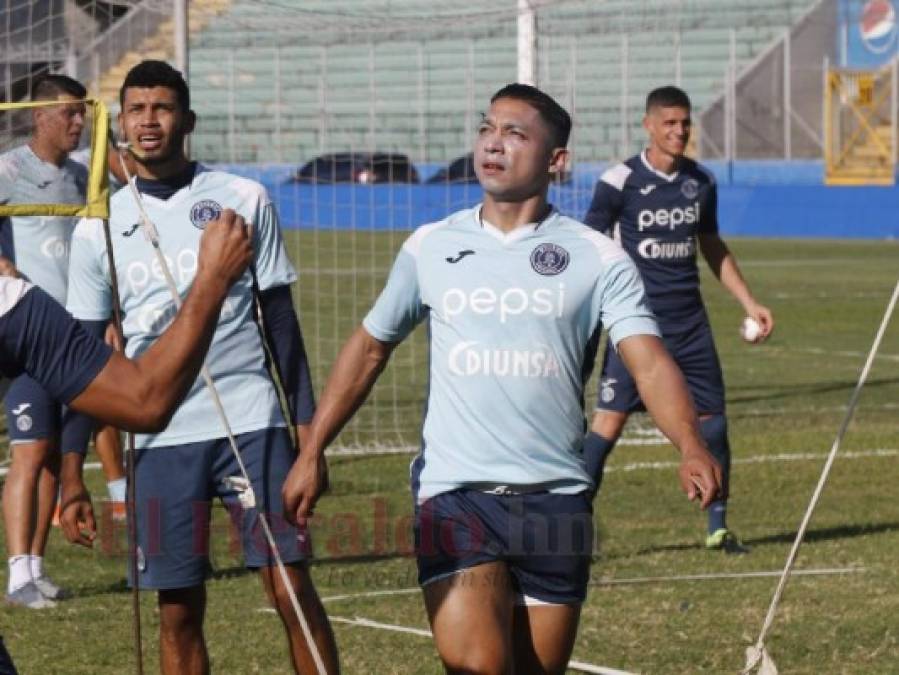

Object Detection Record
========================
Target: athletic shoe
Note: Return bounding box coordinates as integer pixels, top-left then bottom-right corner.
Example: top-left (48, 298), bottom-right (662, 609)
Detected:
top-left (32, 575), bottom-right (71, 601)
top-left (705, 528), bottom-right (750, 555)
top-left (5, 582), bottom-right (57, 609)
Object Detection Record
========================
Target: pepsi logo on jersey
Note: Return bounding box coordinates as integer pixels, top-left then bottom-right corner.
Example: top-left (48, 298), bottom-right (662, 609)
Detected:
top-left (637, 202), bottom-right (700, 231)
top-left (441, 284), bottom-right (565, 324)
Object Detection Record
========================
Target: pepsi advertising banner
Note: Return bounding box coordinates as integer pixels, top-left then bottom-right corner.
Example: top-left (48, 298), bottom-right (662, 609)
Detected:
top-left (839, 0), bottom-right (899, 66)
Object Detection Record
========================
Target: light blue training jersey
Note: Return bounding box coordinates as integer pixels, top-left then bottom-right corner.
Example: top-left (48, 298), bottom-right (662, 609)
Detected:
top-left (363, 206), bottom-right (660, 502)
top-left (0, 144), bottom-right (87, 303)
top-left (66, 165), bottom-right (296, 448)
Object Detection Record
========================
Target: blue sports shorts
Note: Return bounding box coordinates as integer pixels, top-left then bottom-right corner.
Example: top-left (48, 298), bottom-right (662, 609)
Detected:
top-left (5, 374), bottom-right (61, 443)
top-left (596, 318), bottom-right (725, 415)
top-left (415, 488), bottom-right (594, 605)
top-left (129, 427), bottom-right (308, 590)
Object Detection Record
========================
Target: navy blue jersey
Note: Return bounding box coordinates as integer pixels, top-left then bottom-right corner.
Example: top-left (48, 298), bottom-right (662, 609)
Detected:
top-left (0, 278), bottom-right (112, 403)
top-left (584, 152), bottom-right (718, 326)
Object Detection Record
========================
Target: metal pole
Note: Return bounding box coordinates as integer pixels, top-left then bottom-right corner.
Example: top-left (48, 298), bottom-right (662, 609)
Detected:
top-left (174, 0), bottom-right (189, 82)
top-left (274, 40), bottom-right (282, 163)
top-left (675, 31), bottom-right (682, 87)
top-left (621, 34), bottom-right (629, 157)
top-left (517, 0), bottom-right (536, 85)
top-left (417, 43), bottom-right (426, 164)
top-left (227, 51), bottom-right (235, 163)
top-left (892, 59), bottom-right (898, 166)
top-left (724, 63), bottom-right (732, 162)
top-left (174, 0), bottom-right (189, 156)
top-left (730, 28), bottom-right (737, 160)
top-left (784, 29), bottom-right (792, 160)
top-left (318, 47), bottom-right (327, 154)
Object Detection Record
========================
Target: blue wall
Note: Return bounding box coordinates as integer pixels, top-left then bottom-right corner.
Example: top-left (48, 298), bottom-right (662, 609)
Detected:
top-left (213, 162), bottom-right (899, 239)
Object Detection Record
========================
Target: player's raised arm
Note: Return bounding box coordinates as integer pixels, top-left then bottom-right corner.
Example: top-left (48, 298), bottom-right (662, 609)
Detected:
top-left (617, 334), bottom-right (723, 507)
top-left (68, 209), bottom-right (252, 429)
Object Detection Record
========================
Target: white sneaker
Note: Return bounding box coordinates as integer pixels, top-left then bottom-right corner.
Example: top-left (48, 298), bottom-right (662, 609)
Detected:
top-left (32, 575), bottom-right (71, 601)
top-left (6, 581), bottom-right (57, 609)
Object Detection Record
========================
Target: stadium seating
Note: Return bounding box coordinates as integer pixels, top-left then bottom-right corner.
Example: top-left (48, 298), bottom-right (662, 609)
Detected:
top-left (176, 1), bottom-right (818, 163)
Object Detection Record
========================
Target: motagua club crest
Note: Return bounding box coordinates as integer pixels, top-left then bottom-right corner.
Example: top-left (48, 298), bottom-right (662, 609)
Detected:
top-left (681, 178), bottom-right (700, 200)
top-left (189, 199), bottom-right (224, 230)
top-left (530, 242), bottom-right (570, 276)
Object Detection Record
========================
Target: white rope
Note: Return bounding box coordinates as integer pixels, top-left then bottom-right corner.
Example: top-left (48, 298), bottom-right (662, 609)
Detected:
top-left (325, 615), bottom-right (636, 675)
top-left (743, 278), bottom-right (899, 675)
top-left (118, 150), bottom-right (328, 675)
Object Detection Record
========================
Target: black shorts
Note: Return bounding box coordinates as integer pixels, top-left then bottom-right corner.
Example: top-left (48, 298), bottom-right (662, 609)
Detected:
top-left (597, 318), bottom-right (725, 415)
top-left (415, 488), bottom-right (593, 605)
top-left (130, 427), bottom-right (308, 590)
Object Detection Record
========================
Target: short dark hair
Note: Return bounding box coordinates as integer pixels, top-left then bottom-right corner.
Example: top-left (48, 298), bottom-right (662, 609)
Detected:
top-left (490, 83), bottom-right (572, 148)
top-left (120, 60), bottom-right (190, 111)
top-left (31, 74), bottom-right (86, 101)
top-left (646, 86), bottom-right (691, 113)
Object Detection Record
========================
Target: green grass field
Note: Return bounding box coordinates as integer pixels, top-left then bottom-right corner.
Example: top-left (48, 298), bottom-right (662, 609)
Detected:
top-left (2, 236), bottom-right (899, 674)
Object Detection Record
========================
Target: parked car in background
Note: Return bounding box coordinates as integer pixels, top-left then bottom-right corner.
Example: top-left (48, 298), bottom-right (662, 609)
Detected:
top-left (293, 152), bottom-right (420, 183)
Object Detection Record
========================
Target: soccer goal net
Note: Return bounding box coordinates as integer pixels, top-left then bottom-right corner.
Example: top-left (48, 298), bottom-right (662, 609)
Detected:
top-left (2, 0), bottom-right (815, 452)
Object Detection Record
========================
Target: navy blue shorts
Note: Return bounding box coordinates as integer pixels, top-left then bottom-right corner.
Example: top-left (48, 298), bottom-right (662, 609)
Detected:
top-left (4, 374), bottom-right (61, 443)
top-left (415, 489), bottom-right (593, 605)
top-left (596, 319), bottom-right (725, 415)
top-left (130, 427), bottom-right (308, 590)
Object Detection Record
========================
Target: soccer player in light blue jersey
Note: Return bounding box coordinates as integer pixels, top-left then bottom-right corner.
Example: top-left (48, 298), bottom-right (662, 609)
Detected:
top-left (0, 209), bottom-right (252, 675)
top-left (583, 86), bottom-right (775, 554)
top-left (0, 74), bottom-right (89, 609)
top-left (61, 61), bottom-right (338, 674)
top-left (283, 84), bottom-right (723, 674)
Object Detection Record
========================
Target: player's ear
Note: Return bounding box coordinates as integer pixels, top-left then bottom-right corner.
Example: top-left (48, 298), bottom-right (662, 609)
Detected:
top-left (548, 147), bottom-right (569, 176)
top-left (183, 110), bottom-right (196, 135)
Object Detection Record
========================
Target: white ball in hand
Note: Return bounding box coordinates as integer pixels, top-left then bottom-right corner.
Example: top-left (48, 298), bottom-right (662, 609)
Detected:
top-left (740, 316), bottom-right (763, 343)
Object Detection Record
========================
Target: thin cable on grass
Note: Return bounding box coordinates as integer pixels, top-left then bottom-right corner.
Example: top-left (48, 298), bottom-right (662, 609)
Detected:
top-left (117, 149), bottom-right (328, 675)
top-left (743, 278), bottom-right (899, 675)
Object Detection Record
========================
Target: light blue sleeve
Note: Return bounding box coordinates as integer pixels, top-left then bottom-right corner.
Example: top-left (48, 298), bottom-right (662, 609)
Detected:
top-left (65, 219), bottom-right (113, 321)
top-left (253, 199), bottom-right (297, 290)
top-left (598, 255), bottom-right (660, 347)
top-left (362, 247), bottom-right (427, 343)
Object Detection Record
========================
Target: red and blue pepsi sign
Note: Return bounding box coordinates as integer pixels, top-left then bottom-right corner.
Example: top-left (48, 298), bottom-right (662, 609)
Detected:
top-left (840, 0), bottom-right (898, 66)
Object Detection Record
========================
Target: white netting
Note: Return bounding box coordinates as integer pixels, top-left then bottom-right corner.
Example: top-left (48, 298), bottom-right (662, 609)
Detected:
top-left (2, 0), bottom-right (818, 450)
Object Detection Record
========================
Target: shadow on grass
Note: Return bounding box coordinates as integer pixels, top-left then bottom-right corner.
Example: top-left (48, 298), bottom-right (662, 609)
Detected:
top-left (630, 520), bottom-right (899, 556)
top-left (728, 376), bottom-right (899, 410)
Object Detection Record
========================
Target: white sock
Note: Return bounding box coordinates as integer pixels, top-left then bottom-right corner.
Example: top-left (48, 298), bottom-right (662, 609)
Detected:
top-left (7, 555), bottom-right (31, 593)
top-left (29, 555), bottom-right (44, 580)
top-left (107, 477), bottom-right (127, 503)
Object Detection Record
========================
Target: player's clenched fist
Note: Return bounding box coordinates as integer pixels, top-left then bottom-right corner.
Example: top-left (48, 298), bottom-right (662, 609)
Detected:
top-left (196, 208), bottom-right (253, 289)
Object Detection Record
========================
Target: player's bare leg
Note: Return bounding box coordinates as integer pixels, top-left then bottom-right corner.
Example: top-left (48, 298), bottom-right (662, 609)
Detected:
top-left (589, 409), bottom-right (628, 441)
top-left (158, 585), bottom-right (209, 675)
top-left (259, 562), bottom-right (339, 674)
top-left (512, 602), bottom-right (581, 674)
top-left (30, 445), bottom-right (60, 557)
top-left (423, 561), bottom-right (515, 674)
top-left (3, 440), bottom-right (58, 606)
top-left (3, 440), bottom-right (53, 558)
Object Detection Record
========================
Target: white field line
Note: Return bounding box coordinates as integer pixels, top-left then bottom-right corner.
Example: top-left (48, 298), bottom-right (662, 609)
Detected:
top-left (305, 567), bottom-right (867, 609)
top-left (764, 345), bottom-right (899, 363)
top-left (589, 566), bottom-right (865, 586)
top-left (606, 448), bottom-right (899, 474)
top-left (256, 610), bottom-right (637, 675)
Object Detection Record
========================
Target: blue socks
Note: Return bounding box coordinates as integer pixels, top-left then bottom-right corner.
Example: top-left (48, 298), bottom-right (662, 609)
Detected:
top-left (583, 431), bottom-right (617, 497)
top-left (699, 414), bottom-right (731, 534)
